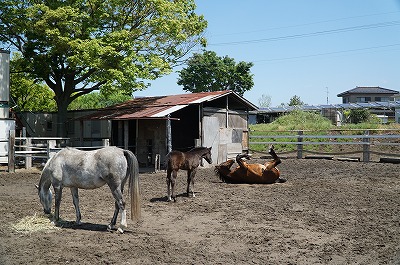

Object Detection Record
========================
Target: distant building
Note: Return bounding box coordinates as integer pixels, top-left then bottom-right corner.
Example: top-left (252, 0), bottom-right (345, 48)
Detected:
top-left (337, 86), bottom-right (399, 104)
top-left (337, 86), bottom-right (399, 122)
top-left (256, 86), bottom-right (400, 125)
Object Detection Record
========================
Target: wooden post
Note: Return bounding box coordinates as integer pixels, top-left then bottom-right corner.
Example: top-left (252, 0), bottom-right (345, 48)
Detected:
top-left (363, 130), bottom-right (370, 163)
top-left (118, 120), bottom-right (123, 147)
top-left (25, 137), bottom-right (32, 169)
top-left (297, 130), bottom-right (303, 159)
top-left (166, 115), bottom-right (172, 153)
top-left (47, 140), bottom-right (57, 159)
top-left (80, 120), bottom-right (84, 146)
top-left (242, 130), bottom-right (249, 153)
top-left (102, 138), bottom-right (110, 147)
top-left (123, 120), bottom-right (129, 150)
top-left (154, 154), bottom-right (160, 172)
top-left (8, 129), bottom-right (15, 173)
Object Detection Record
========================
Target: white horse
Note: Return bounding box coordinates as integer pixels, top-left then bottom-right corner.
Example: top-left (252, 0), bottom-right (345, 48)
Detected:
top-left (36, 146), bottom-right (141, 233)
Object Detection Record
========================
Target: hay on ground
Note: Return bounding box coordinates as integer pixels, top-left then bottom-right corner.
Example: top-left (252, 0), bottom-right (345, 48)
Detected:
top-left (11, 214), bottom-right (60, 234)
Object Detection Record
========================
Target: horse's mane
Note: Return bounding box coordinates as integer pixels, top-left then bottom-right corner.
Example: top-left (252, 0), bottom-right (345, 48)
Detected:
top-left (188, 146), bottom-right (208, 152)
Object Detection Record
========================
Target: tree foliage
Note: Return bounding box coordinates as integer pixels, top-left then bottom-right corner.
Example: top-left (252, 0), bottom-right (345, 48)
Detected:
top-left (10, 54), bottom-right (57, 112)
top-left (1, 0), bottom-right (207, 135)
top-left (68, 91), bottom-right (131, 110)
top-left (343, 109), bottom-right (375, 124)
top-left (288, 95), bottom-right (304, 106)
top-left (177, 50), bottom-right (254, 96)
top-left (10, 72), bottom-right (57, 112)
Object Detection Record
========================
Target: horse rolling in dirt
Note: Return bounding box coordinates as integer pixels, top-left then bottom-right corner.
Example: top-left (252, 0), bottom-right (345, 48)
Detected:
top-left (36, 146), bottom-right (141, 233)
top-left (215, 145), bottom-right (286, 184)
top-left (166, 147), bottom-right (212, 202)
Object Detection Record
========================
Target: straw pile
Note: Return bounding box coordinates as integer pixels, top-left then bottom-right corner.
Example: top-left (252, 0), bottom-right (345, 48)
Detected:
top-left (11, 214), bottom-right (60, 234)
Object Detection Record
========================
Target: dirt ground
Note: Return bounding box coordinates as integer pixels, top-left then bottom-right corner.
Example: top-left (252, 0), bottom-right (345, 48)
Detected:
top-left (0, 158), bottom-right (399, 265)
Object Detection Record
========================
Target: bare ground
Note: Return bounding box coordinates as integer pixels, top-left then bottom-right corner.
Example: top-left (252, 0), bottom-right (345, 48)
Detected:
top-left (0, 158), bottom-right (399, 265)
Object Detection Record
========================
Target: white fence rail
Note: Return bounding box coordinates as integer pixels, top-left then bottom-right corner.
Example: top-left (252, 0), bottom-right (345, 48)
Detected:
top-left (249, 129), bottom-right (400, 163)
top-left (1, 130), bottom-right (110, 172)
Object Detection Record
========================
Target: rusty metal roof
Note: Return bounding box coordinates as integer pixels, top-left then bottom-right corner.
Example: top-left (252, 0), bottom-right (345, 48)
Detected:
top-left (81, 90), bottom-right (257, 120)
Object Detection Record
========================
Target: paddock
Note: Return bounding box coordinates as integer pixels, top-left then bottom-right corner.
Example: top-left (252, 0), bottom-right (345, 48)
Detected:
top-left (0, 158), bottom-right (399, 264)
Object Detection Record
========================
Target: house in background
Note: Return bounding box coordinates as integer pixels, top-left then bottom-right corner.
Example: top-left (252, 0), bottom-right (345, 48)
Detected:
top-left (337, 86), bottom-right (400, 122)
top-left (337, 86), bottom-right (399, 104)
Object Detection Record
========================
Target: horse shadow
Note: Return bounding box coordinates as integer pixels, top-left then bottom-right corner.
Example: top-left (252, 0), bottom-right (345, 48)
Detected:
top-left (54, 220), bottom-right (135, 233)
top-left (150, 192), bottom-right (202, 203)
top-left (55, 220), bottom-right (108, 232)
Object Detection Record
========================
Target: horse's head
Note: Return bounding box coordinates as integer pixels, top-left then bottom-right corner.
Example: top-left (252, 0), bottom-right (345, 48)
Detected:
top-left (36, 184), bottom-right (52, 214)
top-left (202, 147), bottom-right (213, 164)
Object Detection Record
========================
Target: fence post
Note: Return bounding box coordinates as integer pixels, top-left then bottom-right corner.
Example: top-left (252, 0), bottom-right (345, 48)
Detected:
top-left (47, 140), bottom-right (57, 159)
top-left (25, 137), bottom-right (32, 169)
top-left (363, 130), bottom-right (370, 163)
top-left (22, 127), bottom-right (32, 169)
top-left (154, 154), bottom-right (161, 172)
top-left (8, 130), bottom-right (15, 173)
top-left (102, 138), bottom-right (110, 147)
top-left (297, 130), bottom-right (303, 159)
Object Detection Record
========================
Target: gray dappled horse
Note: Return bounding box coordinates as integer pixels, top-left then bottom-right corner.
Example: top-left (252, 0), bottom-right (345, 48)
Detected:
top-left (36, 146), bottom-right (141, 233)
top-left (166, 147), bottom-right (212, 202)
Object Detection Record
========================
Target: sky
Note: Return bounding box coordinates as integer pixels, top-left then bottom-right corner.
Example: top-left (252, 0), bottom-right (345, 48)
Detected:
top-left (134, 0), bottom-right (400, 107)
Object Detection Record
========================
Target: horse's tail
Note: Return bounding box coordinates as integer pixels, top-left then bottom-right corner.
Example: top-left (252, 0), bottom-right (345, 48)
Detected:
top-left (124, 150), bottom-right (141, 220)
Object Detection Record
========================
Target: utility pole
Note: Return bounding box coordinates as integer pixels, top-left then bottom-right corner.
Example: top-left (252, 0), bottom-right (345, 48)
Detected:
top-left (326, 87), bottom-right (329, 104)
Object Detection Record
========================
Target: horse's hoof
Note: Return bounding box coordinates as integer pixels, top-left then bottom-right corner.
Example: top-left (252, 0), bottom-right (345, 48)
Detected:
top-left (107, 224), bottom-right (116, 231)
top-left (276, 178), bottom-right (287, 183)
top-left (268, 145), bottom-right (275, 153)
top-left (117, 227), bottom-right (124, 234)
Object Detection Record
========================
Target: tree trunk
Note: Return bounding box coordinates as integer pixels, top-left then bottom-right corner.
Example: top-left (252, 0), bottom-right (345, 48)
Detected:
top-left (56, 99), bottom-right (69, 138)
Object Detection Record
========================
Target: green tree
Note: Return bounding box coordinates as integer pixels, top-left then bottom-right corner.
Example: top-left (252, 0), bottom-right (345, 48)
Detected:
top-left (344, 109), bottom-right (372, 124)
top-left (1, 0), bottom-right (207, 136)
top-left (288, 95), bottom-right (304, 106)
top-left (177, 50), bottom-right (254, 96)
top-left (10, 55), bottom-right (57, 112)
top-left (68, 91), bottom-right (131, 110)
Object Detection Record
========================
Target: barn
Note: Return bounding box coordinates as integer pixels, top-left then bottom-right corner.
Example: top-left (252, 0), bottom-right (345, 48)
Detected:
top-left (79, 90), bottom-right (257, 166)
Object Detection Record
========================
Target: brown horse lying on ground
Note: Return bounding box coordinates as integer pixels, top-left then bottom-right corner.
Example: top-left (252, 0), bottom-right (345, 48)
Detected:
top-left (215, 145), bottom-right (286, 184)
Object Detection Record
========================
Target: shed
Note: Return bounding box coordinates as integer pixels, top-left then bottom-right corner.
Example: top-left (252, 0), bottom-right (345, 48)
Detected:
top-left (80, 90), bottom-right (257, 166)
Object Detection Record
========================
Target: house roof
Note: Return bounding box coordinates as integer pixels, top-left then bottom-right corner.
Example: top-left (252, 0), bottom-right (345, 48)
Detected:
top-left (81, 90), bottom-right (257, 120)
top-left (337, 86), bottom-right (399, 97)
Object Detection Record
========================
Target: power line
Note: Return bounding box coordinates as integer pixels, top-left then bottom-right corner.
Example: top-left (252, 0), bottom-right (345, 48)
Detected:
top-left (211, 11), bottom-right (400, 37)
top-left (252, 43), bottom-right (400, 63)
top-left (209, 21), bottom-right (400, 46)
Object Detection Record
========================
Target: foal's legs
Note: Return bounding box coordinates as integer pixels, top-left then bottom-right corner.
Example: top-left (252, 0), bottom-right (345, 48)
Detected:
top-left (186, 169), bottom-right (196, 198)
top-left (70, 187), bottom-right (82, 225)
top-left (166, 169), bottom-right (172, 202)
top-left (166, 169), bottom-right (177, 202)
top-left (170, 170), bottom-right (177, 202)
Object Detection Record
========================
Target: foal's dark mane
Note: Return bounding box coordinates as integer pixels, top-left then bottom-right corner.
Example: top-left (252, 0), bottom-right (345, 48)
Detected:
top-left (188, 146), bottom-right (209, 153)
